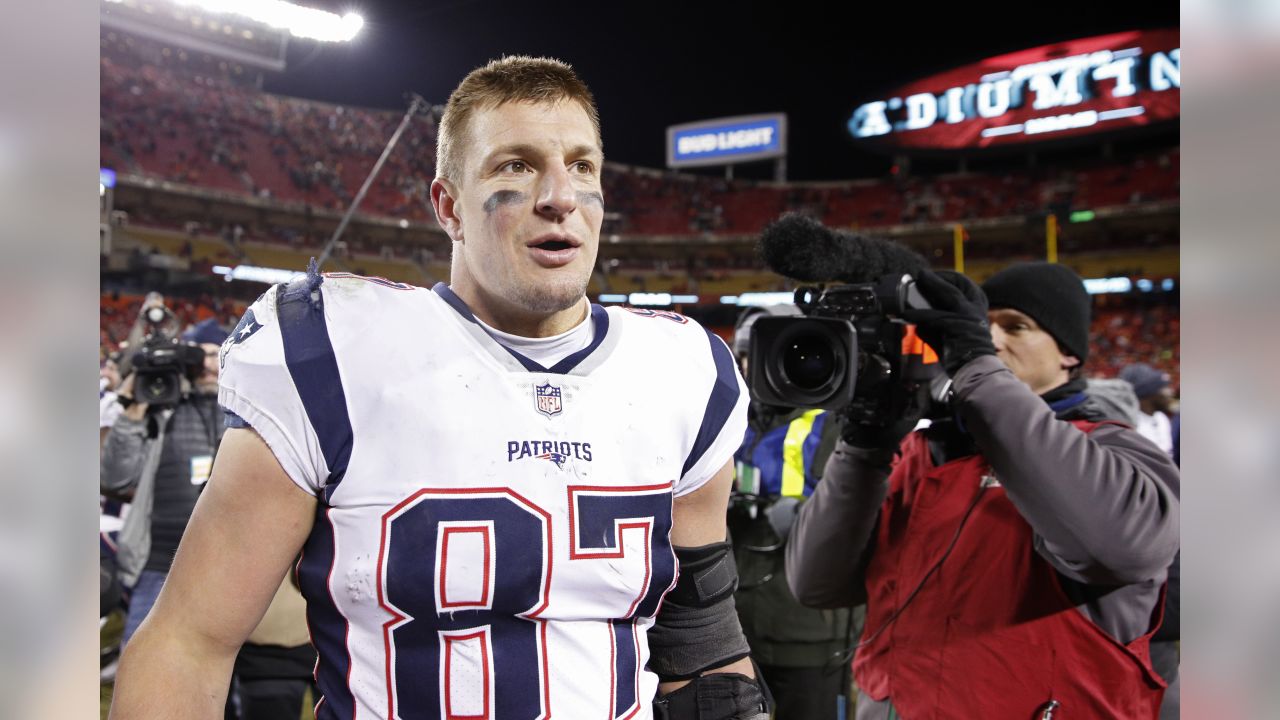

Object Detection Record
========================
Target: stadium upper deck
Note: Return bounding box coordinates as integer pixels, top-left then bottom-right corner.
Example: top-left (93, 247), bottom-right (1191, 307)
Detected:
top-left (101, 35), bottom-right (1178, 241)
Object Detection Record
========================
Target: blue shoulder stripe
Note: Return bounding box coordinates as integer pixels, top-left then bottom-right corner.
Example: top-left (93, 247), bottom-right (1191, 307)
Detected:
top-left (682, 329), bottom-right (741, 477)
top-left (276, 267), bottom-right (353, 502)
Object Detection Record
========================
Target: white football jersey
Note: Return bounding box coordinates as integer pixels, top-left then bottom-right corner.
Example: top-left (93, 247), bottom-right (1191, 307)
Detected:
top-left (218, 273), bottom-right (748, 720)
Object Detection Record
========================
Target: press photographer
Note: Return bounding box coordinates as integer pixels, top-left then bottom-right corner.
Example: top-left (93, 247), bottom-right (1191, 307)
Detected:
top-left (101, 312), bottom-right (228, 649)
top-left (755, 217), bottom-right (1180, 718)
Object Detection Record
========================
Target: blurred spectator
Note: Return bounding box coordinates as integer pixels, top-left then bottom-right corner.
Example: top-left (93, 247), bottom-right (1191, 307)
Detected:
top-left (100, 353), bottom-right (124, 450)
top-left (1085, 376), bottom-right (1142, 426)
top-left (1119, 362), bottom-right (1177, 456)
top-left (231, 577), bottom-right (317, 720)
top-left (1117, 361), bottom-right (1181, 718)
top-left (729, 306), bottom-right (852, 718)
top-left (100, 317), bottom-right (229, 648)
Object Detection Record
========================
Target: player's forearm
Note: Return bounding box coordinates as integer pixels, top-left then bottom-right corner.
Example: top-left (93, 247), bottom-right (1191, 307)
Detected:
top-left (109, 621), bottom-right (237, 719)
top-left (657, 656), bottom-right (756, 695)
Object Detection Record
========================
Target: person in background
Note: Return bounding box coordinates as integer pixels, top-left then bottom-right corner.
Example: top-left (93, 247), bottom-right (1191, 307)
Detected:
top-left (1119, 363), bottom-right (1181, 719)
top-left (1118, 361), bottom-right (1181, 718)
top-left (1119, 362), bottom-right (1177, 456)
top-left (1090, 370), bottom-right (1181, 717)
top-left (101, 317), bottom-right (229, 648)
top-left (729, 305), bottom-right (852, 719)
top-left (100, 352), bottom-right (124, 451)
top-left (788, 263), bottom-right (1180, 718)
top-left (1084, 376), bottom-right (1142, 428)
top-left (230, 576), bottom-right (317, 720)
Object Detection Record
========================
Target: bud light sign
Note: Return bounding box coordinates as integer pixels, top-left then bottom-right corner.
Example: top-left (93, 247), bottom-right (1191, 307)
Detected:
top-left (667, 113), bottom-right (787, 168)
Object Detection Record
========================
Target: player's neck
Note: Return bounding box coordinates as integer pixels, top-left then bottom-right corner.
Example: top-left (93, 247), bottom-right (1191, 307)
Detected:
top-left (452, 284), bottom-right (589, 338)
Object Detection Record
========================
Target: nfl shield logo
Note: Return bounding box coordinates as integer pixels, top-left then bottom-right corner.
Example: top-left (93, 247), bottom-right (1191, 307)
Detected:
top-left (534, 383), bottom-right (563, 417)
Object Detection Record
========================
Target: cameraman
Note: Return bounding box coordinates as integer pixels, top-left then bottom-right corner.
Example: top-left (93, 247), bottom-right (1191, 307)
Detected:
top-left (729, 306), bottom-right (852, 719)
top-left (787, 263), bottom-right (1180, 718)
top-left (101, 317), bottom-right (228, 648)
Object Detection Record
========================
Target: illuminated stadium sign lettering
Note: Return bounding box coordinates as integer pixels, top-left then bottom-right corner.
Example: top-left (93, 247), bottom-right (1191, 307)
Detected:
top-left (849, 30), bottom-right (1179, 149)
top-left (678, 127), bottom-right (777, 155)
top-left (667, 114), bottom-right (787, 168)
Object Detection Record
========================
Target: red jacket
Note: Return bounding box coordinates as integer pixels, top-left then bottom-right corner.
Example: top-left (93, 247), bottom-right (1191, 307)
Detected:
top-left (854, 423), bottom-right (1167, 719)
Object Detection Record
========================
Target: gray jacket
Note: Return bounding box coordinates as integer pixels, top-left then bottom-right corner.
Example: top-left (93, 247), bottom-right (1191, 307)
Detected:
top-left (1086, 377), bottom-right (1143, 426)
top-left (100, 390), bottom-right (223, 586)
top-left (100, 408), bottom-right (172, 588)
top-left (786, 355), bottom-right (1181, 718)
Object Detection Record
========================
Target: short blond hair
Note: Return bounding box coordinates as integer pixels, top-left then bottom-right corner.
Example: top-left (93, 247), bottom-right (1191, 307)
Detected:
top-left (435, 55), bottom-right (602, 184)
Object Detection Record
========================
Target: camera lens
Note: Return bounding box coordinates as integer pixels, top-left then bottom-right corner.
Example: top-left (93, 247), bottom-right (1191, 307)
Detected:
top-left (781, 335), bottom-right (836, 391)
top-left (753, 317), bottom-right (855, 408)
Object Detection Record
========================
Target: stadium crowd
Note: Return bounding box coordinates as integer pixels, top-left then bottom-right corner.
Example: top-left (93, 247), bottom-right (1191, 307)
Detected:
top-left (102, 36), bottom-right (1178, 238)
top-left (101, 34), bottom-right (439, 221)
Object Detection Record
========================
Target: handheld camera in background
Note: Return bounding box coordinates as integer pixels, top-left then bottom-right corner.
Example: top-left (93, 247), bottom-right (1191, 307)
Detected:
top-left (129, 299), bottom-right (206, 408)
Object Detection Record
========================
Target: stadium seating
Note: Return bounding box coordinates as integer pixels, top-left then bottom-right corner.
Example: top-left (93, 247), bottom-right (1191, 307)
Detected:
top-left (101, 45), bottom-right (1179, 240)
top-left (1086, 302), bottom-right (1180, 391)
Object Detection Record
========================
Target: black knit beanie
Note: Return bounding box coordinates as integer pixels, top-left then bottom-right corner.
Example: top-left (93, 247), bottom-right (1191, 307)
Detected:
top-left (982, 262), bottom-right (1091, 363)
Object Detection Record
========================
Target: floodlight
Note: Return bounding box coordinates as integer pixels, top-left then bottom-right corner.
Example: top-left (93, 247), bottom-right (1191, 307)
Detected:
top-left (158, 0), bottom-right (364, 42)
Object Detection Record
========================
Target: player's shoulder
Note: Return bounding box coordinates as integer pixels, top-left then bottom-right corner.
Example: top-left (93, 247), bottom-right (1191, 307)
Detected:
top-left (607, 305), bottom-right (731, 369)
top-left (220, 267), bottom-right (429, 371)
top-left (219, 283), bottom-right (284, 371)
top-left (279, 267), bottom-right (432, 329)
top-left (316, 271), bottom-right (422, 298)
top-left (609, 305), bottom-right (711, 341)
top-left (300, 270), bottom-right (425, 318)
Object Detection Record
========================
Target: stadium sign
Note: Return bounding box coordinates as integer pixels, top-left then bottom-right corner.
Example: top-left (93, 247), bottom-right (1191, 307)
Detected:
top-left (848, 29), bottom-right (1179, 149)
top-left (667, 114), bottom-right (787, 168)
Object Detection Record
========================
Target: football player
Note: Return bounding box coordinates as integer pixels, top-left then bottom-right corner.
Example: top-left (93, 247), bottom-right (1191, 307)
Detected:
top-left (110, 56), bottom-right (768, 720)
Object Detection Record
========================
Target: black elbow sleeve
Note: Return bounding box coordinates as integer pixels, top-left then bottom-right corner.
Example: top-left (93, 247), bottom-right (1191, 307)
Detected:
top-left (647, 541), bottom-right (751, 682)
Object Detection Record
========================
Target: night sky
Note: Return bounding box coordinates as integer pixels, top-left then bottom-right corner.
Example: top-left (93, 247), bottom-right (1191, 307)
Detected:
top-left (264, 1), bottom-right (1179, 180)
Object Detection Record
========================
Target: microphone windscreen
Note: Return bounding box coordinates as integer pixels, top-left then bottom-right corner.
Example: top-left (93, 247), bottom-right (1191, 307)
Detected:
top-left (758, 214), bottom-right (847, 282)
top-left (759, 213), bottom-right (929, 284)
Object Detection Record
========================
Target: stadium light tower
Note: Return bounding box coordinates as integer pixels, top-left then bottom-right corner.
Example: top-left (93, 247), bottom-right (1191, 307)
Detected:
top-left (105, 0), bottom-right (364, 42)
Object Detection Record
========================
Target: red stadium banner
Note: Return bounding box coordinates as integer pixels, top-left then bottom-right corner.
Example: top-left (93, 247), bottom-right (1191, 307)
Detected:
top-left (849, 29), bottom-right (1179, 149)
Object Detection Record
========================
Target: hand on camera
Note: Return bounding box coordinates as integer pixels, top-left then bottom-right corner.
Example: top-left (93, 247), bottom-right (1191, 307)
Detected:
top-left (901, 270), bottom-right (995, 376)
top-left (840, 379), bottom-right (930, 451)
top-left (116, 373), bottom-right (149, 421)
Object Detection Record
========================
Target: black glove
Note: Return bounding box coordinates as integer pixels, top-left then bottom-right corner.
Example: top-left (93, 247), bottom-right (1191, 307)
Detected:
top-left (839, 377), bottom-right (929, 451)
top-left (652, 672), bottom-right (770, 720)
top-left (900, 269), bottom-right (995, 376)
